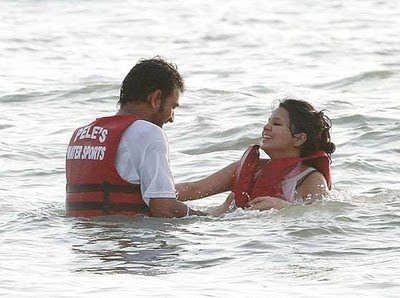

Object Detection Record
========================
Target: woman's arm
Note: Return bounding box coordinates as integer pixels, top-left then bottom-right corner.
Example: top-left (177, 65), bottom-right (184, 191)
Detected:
top-left (296, 171), bottom-right (329, 204)
top-left (248, 196), bottom-right (291, 210)
top-left (176, 161), bottom-right (238, 201)
top-left (249, 171), bottom-right (329, 211)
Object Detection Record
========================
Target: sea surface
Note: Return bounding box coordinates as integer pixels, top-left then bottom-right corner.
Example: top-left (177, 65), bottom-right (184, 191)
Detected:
top-left (1, 0), bottom-right (400, 297)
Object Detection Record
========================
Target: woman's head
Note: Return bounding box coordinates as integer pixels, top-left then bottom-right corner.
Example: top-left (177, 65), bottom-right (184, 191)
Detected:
top-left (277, 99), bottom-right (335, 157)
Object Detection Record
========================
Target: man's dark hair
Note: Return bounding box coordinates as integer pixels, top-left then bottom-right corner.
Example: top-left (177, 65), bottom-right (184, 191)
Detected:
top-left (119, 56), bottom-right (185, 106)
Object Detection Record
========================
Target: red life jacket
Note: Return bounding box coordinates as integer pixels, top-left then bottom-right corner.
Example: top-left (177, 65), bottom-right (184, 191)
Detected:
top-left (65, 115), bottom-right (149, 217)
top-left (232, 145), bottom-right (332, 208)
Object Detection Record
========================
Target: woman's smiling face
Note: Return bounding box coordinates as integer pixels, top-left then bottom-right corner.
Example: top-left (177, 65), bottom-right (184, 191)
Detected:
top-left (260, 107), bottom-right (301, 158)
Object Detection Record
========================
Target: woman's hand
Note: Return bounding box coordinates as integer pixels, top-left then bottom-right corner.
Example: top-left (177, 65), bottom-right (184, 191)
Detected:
top-left (248, 196), bottom-right (290, 211)
top-left (209, 192), bottom-right (235, 216)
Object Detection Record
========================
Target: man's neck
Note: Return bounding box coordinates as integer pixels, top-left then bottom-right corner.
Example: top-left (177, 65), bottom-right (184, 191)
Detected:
top-left (117, 102), bottom-right (154, 123)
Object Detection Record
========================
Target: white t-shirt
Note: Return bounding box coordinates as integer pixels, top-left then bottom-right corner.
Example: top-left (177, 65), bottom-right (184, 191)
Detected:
top-left (115, 120), bottom-right (176, 206)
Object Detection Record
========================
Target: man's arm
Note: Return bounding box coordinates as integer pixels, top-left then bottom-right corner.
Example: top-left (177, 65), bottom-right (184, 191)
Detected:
top-left (149, 198), bottom-right (206, 218)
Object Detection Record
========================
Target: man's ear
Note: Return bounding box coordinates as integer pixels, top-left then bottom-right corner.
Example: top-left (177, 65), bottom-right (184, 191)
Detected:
top-left (148, 90), bottom-right (162, 109)
top-left (294, 132), bottom-right (307, 147)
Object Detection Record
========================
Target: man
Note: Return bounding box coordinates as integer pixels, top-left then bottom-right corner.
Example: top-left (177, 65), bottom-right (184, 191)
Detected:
top-left (66, 57), bottom-right (205, 218)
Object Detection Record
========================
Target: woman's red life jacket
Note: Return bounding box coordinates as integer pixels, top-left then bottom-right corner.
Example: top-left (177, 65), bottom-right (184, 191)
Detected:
top-left (65, 115), bottom-right (149, 217)
top-left (232, 145), bottom-right (332, 208)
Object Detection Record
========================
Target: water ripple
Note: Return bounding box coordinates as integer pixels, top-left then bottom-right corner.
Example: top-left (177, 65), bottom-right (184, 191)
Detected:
top-left (310, 70), bottom-right (394, 89)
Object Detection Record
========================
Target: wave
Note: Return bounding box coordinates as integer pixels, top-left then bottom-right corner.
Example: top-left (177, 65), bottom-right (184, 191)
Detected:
top-left (0, 90), bottom-right (58, 103)
top-left (58, 82), bottom-right (119, 98)
top-left (310, 70), bottom-right (394, 89)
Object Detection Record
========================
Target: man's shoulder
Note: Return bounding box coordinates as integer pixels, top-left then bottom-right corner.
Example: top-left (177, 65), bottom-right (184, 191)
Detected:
top-left (123, 120), bottom-right (166, 143)
top-left (129, 120), bottom-right (162, 132)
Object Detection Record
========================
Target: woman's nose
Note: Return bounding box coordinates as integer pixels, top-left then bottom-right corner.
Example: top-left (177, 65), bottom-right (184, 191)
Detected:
top-left (263, 122), bottom-right (271, 131)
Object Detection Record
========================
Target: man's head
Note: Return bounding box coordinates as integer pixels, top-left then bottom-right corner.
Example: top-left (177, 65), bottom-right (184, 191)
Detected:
top-left (119, 57), bottom-right (185, 107)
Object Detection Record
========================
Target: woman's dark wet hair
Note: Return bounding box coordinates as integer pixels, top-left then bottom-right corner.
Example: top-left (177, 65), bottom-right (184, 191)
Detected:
top-left (279, 99), bottom-right (336, 158)
top-left (119, 56), bottom-right (185, 106)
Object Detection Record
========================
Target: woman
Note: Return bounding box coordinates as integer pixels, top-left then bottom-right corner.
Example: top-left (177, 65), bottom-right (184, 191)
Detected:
top-left (176, 99), bottom-right (335, 213)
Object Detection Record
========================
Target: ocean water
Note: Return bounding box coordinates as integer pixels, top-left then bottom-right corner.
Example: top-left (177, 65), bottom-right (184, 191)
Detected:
top-left (1, 0), bottom-right (400, 297)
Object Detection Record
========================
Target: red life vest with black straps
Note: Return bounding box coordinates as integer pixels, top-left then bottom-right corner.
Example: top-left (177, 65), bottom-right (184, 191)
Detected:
top-left (232, 145), bottom-right (332, 208)
top-left (65, 115), bottom-right (149, 217)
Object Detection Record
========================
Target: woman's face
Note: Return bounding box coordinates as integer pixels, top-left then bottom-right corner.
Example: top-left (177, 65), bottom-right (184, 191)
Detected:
top-left (260, 107), bottom-right (302, 158)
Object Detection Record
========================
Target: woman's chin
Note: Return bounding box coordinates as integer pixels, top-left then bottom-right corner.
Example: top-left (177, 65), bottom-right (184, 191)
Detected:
top-left (260, 143), bottom-right (270, 154)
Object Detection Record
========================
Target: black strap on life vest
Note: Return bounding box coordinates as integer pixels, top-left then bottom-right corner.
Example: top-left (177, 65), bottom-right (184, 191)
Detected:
top-left (66, 182), bottom-right (148, 215)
